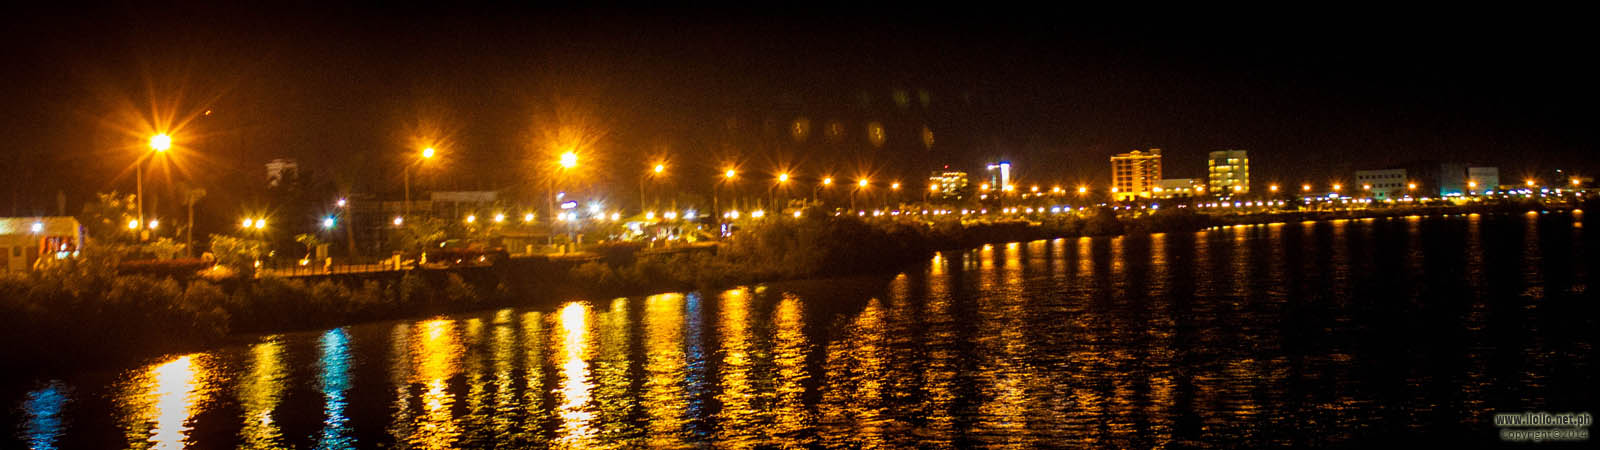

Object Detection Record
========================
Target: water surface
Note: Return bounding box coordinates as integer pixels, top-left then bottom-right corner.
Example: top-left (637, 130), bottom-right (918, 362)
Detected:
top-left (6, 213), bottom-right (1595, 448)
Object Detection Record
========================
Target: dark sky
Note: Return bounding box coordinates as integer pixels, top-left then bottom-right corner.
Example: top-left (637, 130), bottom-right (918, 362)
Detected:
top-left (3, 6), bottom-right (1594, 216)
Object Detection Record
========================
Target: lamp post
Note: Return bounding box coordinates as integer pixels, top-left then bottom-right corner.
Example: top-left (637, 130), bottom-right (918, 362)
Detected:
top-left (813, 176), bottom-right (833, 205)
top-left (853, 178), bottom-right (869, 211)
top-left (715, 168), bottom-right (736, 225)
top-left (771, 172), bottom-right (789, 211)
top-left (404, 147), bottom-right (436, 218)
top-left (139, 134), bottom-right (171, 241)
top-left (642, 163), bottom-right (665, 212)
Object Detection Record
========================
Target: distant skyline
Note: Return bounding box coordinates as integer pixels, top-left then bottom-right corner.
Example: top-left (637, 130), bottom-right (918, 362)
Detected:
top-left (3, 7), bottom-right (1594, 216)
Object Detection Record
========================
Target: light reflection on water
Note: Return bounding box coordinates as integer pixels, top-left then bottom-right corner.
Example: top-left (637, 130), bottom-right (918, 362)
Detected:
top-left (9, 214), bottom-right (1596, 448)
top-left (115, 354), bottom-right (215, 450)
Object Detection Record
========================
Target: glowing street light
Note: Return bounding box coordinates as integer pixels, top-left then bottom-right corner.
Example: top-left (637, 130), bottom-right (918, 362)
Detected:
top-left (1468, 180), bottom-right (1478, 189)
top-left (1302, 184), bottom-right (1312, 192)
top-left (147, 219), bottom-right (159, 230)
top-left (891, 181), bottom-right (901, 190)
top-left (777, 173), bottom-right (789, 183)
top-left (858, 178), bottom-right (869, 188)
top-left (1078, 186), bottom-right (1088, 195)
top-left (322, 217), bottom-right (336, 229)
top-left (493, 213), bottom-right (505, 223)
top-left (405, 146), bottom-right (439, 217)
top-left (1331, 183), bottom-right (1342, 191)
top-left (1407, 182), bottom-right (1417, 191)
top-left (128, 219), bottom-right (140, 230)
top-left (524, 213), bottom-right (535, 222)
top-left (1526, 179), bottom-right (1537, 187)
top-left (654, 163), bottom-right (665, 174)
top-left (1269, 184), bottom-right (1279, 192)
top-left (560, 151), bottom-right (578, 169)
top-left (149, 134), bottom-right (172, 152)
top-left (393, 216), bottom-right (404, 226)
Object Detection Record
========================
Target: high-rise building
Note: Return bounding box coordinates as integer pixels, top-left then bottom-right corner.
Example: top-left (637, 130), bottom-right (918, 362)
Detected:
top-left (1467, 166), bottom-right (1499, 193)
top-left (1207, 150), bottom-right (1249, 195)
top-left (928, 169), bottom-right (969, 200)
top-left (985, 161), bottom-right (1012, 191)
top-left (1110, 149), bottom-right (1162, 201)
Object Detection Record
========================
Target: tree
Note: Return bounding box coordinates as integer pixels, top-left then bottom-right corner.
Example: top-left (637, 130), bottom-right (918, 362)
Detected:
top-left (208, 234), bottom-right (269, 274)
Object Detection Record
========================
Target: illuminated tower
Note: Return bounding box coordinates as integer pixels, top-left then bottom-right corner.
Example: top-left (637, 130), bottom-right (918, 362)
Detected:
top-left (1110, 149), bottom-right (1162, 201)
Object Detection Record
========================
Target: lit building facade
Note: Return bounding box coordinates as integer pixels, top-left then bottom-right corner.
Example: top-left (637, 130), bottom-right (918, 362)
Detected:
top-left (1207, 150), bottom-right (1249, 195)
top-left (1156, 178), bottom-right (1204, 198)
top-left (928, 170), bottom-right (969, 200)
top-left (1355, 168), bottom-right (1408, 200)
top-left (1110, 149), bottom-right (1162, 201)
top-left (0, 217), bottom-right (83, 273)
top-left (1467, 166), bottom-right (1499, 193)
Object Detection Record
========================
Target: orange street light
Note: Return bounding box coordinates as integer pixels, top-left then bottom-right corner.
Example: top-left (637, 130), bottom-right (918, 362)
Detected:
top-left (1077, 186), bottom-right (1088, 194)
top-left (891, 181), bottom-right (901, 190)
top-left (654, 163), bottom-right (665, 174)
top-left (1269, 184), bottom-right (1279, 192)
top-left (149, 134), bottom-right (172, 152)
top-left (1302, 184), bottom-right (1312, 192)
top-left (559, 150), bottom-right (577, 169)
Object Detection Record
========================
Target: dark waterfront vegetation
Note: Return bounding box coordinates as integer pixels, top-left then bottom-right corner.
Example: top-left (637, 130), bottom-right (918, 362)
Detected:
top-left (2, 211), bottom-right (1594, 448)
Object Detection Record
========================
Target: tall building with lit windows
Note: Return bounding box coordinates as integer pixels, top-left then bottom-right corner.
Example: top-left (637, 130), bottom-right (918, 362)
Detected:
top-left (928, 168), bottom-right (969, 200)
top-left (1207, 150), bottom-right (1249, 195)
top-left (1110, 149), bottom-right (1162, 201)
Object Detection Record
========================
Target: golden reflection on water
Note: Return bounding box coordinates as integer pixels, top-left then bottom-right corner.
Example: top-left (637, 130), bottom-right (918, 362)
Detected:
top-left (820, 298), bottom-right (888, 448)
top-left (642, 294), bottom-right (690, 446)
top-left (714, 287), bottom-right (772, 447)
top-left (489, 310), bottom-right (518, 444)
top-left (520, 311), bottom-right (548, 447)
top-left (412, 318), bottom-right (462, 449)
top-left (117, 354), bottom-right (216, 450)
top-left (773, 294), bottom-right (815, 444)
top-left (237, 337), bottom-right (286, 449)
top-left (554, 302), bottom-right (596, 448)
top-left (594, 298), bottom-right (635, 443)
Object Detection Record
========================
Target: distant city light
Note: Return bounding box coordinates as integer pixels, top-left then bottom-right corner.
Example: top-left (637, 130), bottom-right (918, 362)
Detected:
top-left (336, 198), bottom-right (347, 208)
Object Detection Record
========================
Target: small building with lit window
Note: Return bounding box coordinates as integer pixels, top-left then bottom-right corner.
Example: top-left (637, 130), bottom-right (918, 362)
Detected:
top-left (0, 217), bottom-right (84, 273)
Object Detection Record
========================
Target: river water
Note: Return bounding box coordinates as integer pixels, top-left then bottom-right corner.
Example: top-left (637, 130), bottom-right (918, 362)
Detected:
top-left (5, 212), bottom-right (1595, 448)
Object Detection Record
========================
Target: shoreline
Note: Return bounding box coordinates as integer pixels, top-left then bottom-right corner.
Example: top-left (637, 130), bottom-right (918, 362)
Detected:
top-left (3, 200), bottom-right (1589, 376)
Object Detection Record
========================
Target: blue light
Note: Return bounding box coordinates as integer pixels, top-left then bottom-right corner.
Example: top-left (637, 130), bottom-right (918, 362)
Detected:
top-left (315, 329), bottom-right (354, 450)
top-left (23, 381), bottom-right (69, 450)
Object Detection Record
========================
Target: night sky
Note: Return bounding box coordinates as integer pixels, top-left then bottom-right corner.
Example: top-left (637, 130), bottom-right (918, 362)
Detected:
top-left (3, 7), bottom-right (1593, 217)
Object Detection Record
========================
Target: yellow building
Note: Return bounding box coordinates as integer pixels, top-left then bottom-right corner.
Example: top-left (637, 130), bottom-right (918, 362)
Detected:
top-left (1111, 149), bottom-right (1162, 201)
top-left (1208, 149), bottom-right (1249, 195)
top-left (1, 217), bottom-right (83, 273)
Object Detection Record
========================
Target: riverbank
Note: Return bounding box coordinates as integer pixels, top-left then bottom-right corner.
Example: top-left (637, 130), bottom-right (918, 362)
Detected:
top-left (3, 199), bottom-right (1590, 373)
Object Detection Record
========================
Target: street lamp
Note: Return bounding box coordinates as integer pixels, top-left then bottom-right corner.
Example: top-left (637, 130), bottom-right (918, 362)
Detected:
top-left (137, 134), bottom-right (172, 241)
top-left (642, 162), bottom-right (666, 212)
top-left (715, 168), bottom-right (737, 223)
top-left (404, 147), bottom-right (437, 217)
top-left (853, 178), bottom-right (869, 211)
top-left (813, 176), bottom-right (833, 204)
